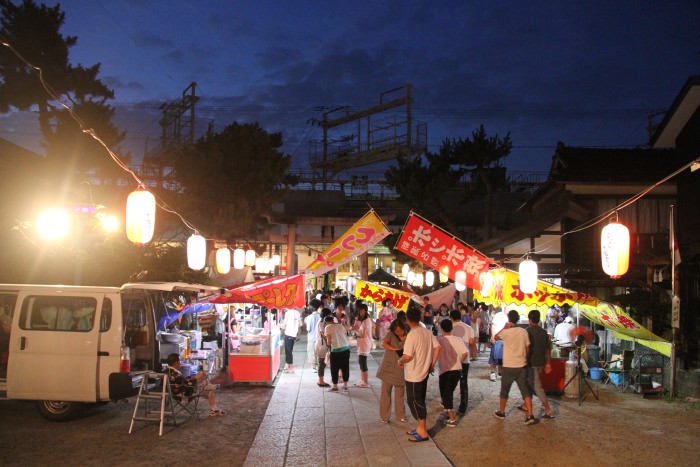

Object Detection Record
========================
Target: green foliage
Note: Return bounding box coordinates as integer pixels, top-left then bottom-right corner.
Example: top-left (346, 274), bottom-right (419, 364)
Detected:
top-left (171, 122), bottom-right (295, 240)
top-left (0, 0), bottom-right (127, 182)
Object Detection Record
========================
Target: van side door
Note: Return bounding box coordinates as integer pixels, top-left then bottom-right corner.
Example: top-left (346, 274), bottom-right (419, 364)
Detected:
top-left (7, 292), bottom-right (101, 402)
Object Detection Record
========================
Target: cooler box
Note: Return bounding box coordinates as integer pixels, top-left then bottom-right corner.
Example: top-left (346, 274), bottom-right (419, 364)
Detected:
top-left (541, 358), bottom-right (566, 393)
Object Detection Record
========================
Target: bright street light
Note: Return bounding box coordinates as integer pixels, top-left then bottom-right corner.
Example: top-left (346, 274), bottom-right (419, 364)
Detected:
top-left (36, 209), bottom-right (71, 240)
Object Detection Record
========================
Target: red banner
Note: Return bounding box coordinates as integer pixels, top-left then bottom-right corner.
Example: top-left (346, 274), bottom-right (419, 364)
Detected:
top-left (207, 274), bottom-right (306, 308)
top-left (395, 214), bottom-right (492, 289)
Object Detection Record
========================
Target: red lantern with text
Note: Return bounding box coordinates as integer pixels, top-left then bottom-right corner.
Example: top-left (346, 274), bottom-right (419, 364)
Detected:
top-left (187, 233), bottom-right (206, 270)
top-left (126, 188), bottom-right (155, 244)
top-left (519, 258), bottom-right (538, 294)
top-left (601, 221), bottom-right (629, 278)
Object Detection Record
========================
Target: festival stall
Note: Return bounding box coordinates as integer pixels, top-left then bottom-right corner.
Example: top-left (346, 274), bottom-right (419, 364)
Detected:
top-left (206, 274), bottom-right (307, 385)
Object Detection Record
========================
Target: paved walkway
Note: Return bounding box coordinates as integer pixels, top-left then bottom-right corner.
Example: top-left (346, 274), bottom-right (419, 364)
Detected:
top-left (243, 334), bottom-right (451, 467)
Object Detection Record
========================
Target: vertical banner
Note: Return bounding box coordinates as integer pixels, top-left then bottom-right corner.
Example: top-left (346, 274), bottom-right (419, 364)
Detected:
top-left (306, 210), bottom-right (391, 277)
top-left (395, 213), bottom-right (492, 289)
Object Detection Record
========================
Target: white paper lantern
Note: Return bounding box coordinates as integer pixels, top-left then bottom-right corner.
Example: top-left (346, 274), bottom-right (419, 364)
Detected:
top-left (425, 271), bottom-right (435, 287)
top-left (455, 270), bottom-right (467, 292)
top-left (407, 270), bottom-right (415, 284)
top-left (233, 248), bottom-right (245, 269)
top-left (480, 270), bottom-right (494, 297)
top-left (414, 273), bottom-right (424, 287)
top-left (245, 249), bottom-right (256, 267)
top-left (187, 233), bottom-right (206, 270)
top-left (402, 263), bottom-right (409, 277)
top-left (601, 221), bottom-right (630, 278)
top-left (519, 258), bottom-right (538, 294)
top-left (125, 189), bottom-right (155, 244)
top-left (216, 247), bottom-right (231, 274)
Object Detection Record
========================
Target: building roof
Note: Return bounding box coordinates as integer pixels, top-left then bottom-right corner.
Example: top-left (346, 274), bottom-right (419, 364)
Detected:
top-left (651, 76), bottom-right (700, 149)
top-left (548, 143), bottom-right (681, 184)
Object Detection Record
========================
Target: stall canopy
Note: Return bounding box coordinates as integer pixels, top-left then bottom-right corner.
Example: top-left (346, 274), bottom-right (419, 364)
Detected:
top-left (367, 268), bottom-right (402, 287)
top-left (473, 268), bottom-right (667, 343)
top-left (204, 273), bottom-right (307, 309)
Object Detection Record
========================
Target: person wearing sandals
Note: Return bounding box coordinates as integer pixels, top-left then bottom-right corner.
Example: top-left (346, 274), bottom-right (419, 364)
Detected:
top-left (324, 315), bottom-right (350, 392)
top-left (376, 319), bottom-right (409, 423)
top-left (399, 307), bottom-right (440, 443)
top-left (353, 304), bottom-right (373, 388)
top-left (436, 319), bottom-right (468, 427)
top-left (315, 308), bottom-right (333, 387)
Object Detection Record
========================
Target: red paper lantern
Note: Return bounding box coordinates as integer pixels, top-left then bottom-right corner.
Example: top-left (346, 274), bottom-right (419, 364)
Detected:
top-left (601, 221), bottom-right (630, 278)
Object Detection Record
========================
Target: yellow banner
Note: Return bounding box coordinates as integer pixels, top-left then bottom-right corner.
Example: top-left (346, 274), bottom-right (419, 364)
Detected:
top-left (579, 302), bottom-right (666, 342)
top-left (306, 210), bottom-right (390, 277)
top-left (612, 332), bottom-right (672, 357)
top-left (474, 269), bottom-right (599, 308)
top-left (355, 279), bottom-right (411, 312)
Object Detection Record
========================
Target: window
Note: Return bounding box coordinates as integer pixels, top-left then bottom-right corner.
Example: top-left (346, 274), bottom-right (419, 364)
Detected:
top-left (99, 298), bottom-right (112, 332)
top-left (19, 296), bottom-right (97, 332)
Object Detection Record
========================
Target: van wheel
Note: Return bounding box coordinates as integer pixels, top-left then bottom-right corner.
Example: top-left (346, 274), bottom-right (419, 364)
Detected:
top-left (36, 400), bottom-right (83, 421)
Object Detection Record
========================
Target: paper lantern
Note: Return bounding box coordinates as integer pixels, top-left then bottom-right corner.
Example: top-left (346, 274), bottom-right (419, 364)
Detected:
top-left (601, 221), bottom-right (630, 278)
top-left (187, 233), bottom-right (206, 270)
top-left (407, 270), bottom-right (415, 284)
top-left (272, 254), bottom-right (281, 266)
top-left (402, 263), bottom-right (409, 277)
top-left (519, 258), bottom-right (538, 294)
top-left (480, 270), bottom-right (494, 297)
top-left (245, 249), bottom-right (256, 267)
top-left (216, 247), bottom-right (231, 274)
top-left (414, 273), bottom-right (424, 287)
top-left (125, 188), bottom-right (155, 244)
top-left (233, 248), bottom-right (245, 269)
top-left (425, 271), bottom-right (435, 287)
top-left (455, 270), bottom-right (467, 292)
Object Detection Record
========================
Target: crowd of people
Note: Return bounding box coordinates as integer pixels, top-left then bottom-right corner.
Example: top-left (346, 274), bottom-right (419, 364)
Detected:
top-left (278, 289), bottom-right (561, 442)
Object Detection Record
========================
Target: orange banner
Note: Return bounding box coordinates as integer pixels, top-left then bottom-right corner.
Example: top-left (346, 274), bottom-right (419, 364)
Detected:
top-left (306, 210), bottom-right (391, 277)
top-left (355, 280), bottom-right (411, 311)
top-left (210, 274), bottom-right (306, 308)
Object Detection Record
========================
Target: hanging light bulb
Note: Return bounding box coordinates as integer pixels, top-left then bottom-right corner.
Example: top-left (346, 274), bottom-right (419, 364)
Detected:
top-left (187, 233), bottom-right (206, 270)
top-left (480, 270), bottom-right (494, 297)
top-left (519, 257), bottom-right (538, 294)
top-left (216, 247), bottom-right (231, 274)
top-left (455, 270), bottom-right (467, 292)
top-left (125, 188), bottom-right (155, 244)
top-left (402, 263), bottom-right (409, 277)
top-left (425, 271), bottom-right (435, 287)
top-left (245, 249), bottom-right (256, 267)
top-left (601, 216), bottom-right (630, 278)
top-left (233, 248), bottom-right (245, 269)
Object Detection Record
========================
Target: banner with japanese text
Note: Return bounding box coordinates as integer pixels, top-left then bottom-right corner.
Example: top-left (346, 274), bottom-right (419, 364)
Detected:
top-left (207, 274), bottom-right (306, 309)
top-left (395, 213), bottom-right (492, 289)
top-left (473, 269), bottom-right (600, 308)
top-left (355, 279), bottom-right (412, 312)
top-left (306, 210), bottom-right (391, 277)
top-left (579, 302), bottom-right (666, 342)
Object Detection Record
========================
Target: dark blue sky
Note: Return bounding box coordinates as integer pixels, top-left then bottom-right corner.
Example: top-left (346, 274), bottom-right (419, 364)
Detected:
top-left (2, 0), bottom-right (699, 174)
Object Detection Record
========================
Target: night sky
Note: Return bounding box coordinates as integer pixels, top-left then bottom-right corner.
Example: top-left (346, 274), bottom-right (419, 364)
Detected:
top-left (2, 0), bottom-right (699, 174)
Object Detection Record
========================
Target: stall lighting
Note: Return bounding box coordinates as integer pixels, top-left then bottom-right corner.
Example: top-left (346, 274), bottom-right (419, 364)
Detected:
top-left (187, 233), bottom-right (206, 270)
top-left (272, 254), bottom-right (281, 266)
top-left (36, 209), bottom-right (71, 240)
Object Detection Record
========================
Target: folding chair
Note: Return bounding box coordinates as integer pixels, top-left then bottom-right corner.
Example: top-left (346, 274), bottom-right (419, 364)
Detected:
top-left (603, 349), bottom-right (635, 392)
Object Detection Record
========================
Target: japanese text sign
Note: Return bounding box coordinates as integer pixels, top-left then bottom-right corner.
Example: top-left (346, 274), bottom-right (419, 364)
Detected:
top-left (307, 210), bottom-right (390, 277)
top-left (355, 280), bottom-right (411, 311)
top-left (210, 274), bottom-right (306, 309)
top-left (395, 214), bottom-right (492, 289)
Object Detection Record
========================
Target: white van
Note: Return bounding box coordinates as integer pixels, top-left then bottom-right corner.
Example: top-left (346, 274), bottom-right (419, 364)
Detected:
top-left (0, 282), bottom-right (218, 421)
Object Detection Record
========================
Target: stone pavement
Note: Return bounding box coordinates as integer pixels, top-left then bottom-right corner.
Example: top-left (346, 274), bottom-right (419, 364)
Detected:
top-left (243, 334), bottom-right (451, 467)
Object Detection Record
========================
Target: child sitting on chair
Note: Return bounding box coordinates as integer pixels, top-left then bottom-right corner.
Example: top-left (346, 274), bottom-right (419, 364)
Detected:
top-left (166, 353), bottom-right (225, 417)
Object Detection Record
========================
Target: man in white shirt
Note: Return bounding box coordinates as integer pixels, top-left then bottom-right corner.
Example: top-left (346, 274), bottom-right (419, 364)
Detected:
top-left (304, 299), bottom-right (322, 372)
top-left (489, 307), bottom-right (508, 381)
top-left (553, 316), bottom-right (575, 346)
top-left (281, 307), bottom-right (301, 373)
top-left (398, 308), bottom-right (440, 443)
top-left (450, 309), bottom-right (474, 416)
top-left (494, 310), bottom-right (538, 425)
